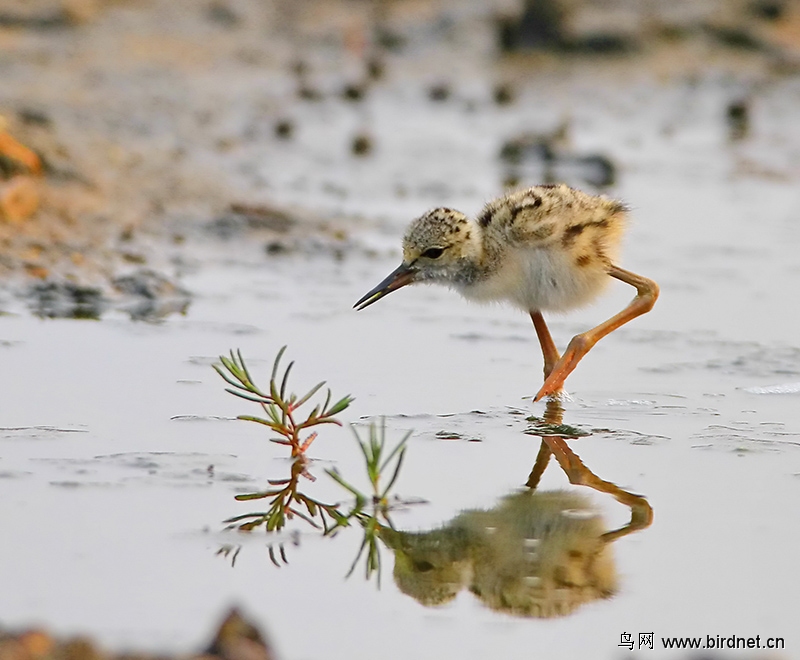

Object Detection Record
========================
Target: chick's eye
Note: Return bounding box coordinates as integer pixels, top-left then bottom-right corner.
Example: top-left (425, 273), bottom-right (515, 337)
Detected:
top-left (422, 247), bottom-right (444, 259)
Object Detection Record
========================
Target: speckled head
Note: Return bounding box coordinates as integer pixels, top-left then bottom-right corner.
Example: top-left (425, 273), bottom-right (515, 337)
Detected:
top-left (402, 207), bottom-right (475, 264)
top-left (354, 206), bottom-right (477, 310)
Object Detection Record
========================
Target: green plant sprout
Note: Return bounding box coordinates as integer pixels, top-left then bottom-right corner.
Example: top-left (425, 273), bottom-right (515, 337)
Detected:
top-left (214, 347), bottom-right (411, 584)
top-left (326, 420), bottom-right (410, 584)
top-left (327, 420), bottom-right (409, 514)
top-left (214, 346), bottom-right (353, 533)
top-left (215, 346), bottom-right (354, 458)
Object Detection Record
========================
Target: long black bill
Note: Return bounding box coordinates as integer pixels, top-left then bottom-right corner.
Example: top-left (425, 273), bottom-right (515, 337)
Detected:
top-left (354, 262), bottom-right (417, 311)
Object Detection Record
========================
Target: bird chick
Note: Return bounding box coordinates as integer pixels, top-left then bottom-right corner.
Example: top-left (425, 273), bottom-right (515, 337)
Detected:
top-left (355, 184), bottom-right (658, 400)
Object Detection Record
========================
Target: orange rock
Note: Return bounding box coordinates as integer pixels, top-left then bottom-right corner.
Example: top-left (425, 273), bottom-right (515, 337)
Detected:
top-left (0, 176), bottom-right (39, 224)
top-left (24, 264), bottom-right (49, 279)
top-left (17, 632), bottom-right (54, 659)
top-left (205, 609), bottom-right (274, 660)
top-left (0, 639), bottom-right (29, 660)
top-left (21, 245), bottom-right (44, 262)
top-left (0, 132), bottom-right (42, 175)
top-left (63, 0), bottom-right (101, 25)
top-left (59, 638), bottom-right (105, 660)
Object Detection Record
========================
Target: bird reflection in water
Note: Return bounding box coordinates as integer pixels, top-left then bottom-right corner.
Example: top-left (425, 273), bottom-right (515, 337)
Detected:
top-left (381, 398), bottom-right (652, 617)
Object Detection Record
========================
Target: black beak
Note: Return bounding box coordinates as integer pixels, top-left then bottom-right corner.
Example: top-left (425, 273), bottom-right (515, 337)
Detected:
top-left (354, 262), bottom-right (417, 310)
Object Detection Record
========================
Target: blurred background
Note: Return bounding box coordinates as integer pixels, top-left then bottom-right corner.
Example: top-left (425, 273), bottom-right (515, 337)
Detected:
top-left (1, 0), bottom-right (799, 310)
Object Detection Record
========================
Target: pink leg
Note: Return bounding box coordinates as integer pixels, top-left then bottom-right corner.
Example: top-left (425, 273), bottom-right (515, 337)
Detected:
top-left (530, 311), bottom-right (561, 380)
top-left (534, 265), bottom-right (659, 401)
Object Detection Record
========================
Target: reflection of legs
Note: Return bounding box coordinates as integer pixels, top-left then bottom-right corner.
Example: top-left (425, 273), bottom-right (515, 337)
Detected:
top-left (530, 311), bottom-right (561, 381)
top-left (543, 436), bottom-right (653, 542)
top-left (534, 265), bottom-right (659, 401)
top-left (524, 392), bottom-right (653, 542)
top-left (525, 441), bottom-right (551, 489)
top-left (525, 398), bottom-right (565, 489)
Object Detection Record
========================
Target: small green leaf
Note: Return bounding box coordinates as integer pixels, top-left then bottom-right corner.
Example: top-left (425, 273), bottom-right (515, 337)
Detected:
top-left (215, 366), bottom-right (246, 391)
top-left (325, 467), bottom-right (367, 500)
top-left (380, 445), bottom-right (406, 499)
top-left (265, 404), bottom-right (281, 424)
top-left (294, 381), bottom-right (325, 409)
top-left (269, 376), bottom-right (280, 407)
top-left (225, 389), bottom-right (271, 404)
top-left (327, 395), bottom-right (353, 416)
top-left (379, 429), bottom-right (411, 474)
top-left (237, 415), bottom-right (281, 430)
top-left (271, 346), bottom-right (287, 382)
top-left (280, 360), bottom-right (294, 400)
top-left (237, 349), bottom-right (254, 383)
top-left (234, 490), bottom-right (282, 500)
top-left (223, 512), bottom-right (268, 523)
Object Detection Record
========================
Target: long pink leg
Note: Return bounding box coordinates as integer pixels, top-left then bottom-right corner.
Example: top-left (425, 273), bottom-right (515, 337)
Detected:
top-left (534, 265), bottom-right (659, 402)
top-left (525, 312), bottom-right (563, 487)
top-left (530, 311), bottom-right (561, 380)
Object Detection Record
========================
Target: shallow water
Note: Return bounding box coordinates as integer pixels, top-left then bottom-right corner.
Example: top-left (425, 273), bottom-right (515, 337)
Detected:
top-left (2, 216), bottom-right (799, 657)
top-left (3, 5), bottom-right (800, 657)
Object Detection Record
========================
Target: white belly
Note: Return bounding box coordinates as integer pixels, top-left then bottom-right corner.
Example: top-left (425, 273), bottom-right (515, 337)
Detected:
top-left (458, 247), bottom-right (609, 312)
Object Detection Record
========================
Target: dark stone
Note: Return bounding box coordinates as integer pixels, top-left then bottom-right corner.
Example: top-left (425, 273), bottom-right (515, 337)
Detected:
top-left (0, 10), bottom-right (70, 30)
top-left (17, 107), bottom-right (52, 126)
top-left (576, 154), bottom-right (616, 187)
top-left (265, 240), bottom-right (289, 255)
top-left (704, 25), bottom-right (763, 50)
top-left (366, 57), bottom-right (385, 80)
top-left (496, 0), bottom-right (564, 51)
top-left (726, 99), bottom-right (749, 141)
top-left (493, 83), bottom-right (515, 106)
top-left (27, 281), bottom-right (107, 320)
top-left (375, 28), bottom-right (406, 52)
top-left (500, 135), bottom-right (555, 164)
top-left (351, 134), bottom-right (373, 156)
top-left (298, 86), bottom-right (322, 101)
top-left (428, 83), bottom-right (451, 102)
top-left (750, 1), bottom-right (785, 20)
top-left (341, 83), bottom-right (366, 102)
top-left (112, 270), bottom-right (191, 321)
top-left (274, 119), bottom-right (294, 139)
top-left (206, 1), bottom-right (239, 28)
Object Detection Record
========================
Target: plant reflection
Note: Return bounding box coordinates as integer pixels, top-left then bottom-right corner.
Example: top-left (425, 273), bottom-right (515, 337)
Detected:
top-left (326, 421), bottom-right (411, 586)
top-left (217, 414), bottom-right (411, 575)
top-left (215, 346), bottom-right (417, 574)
